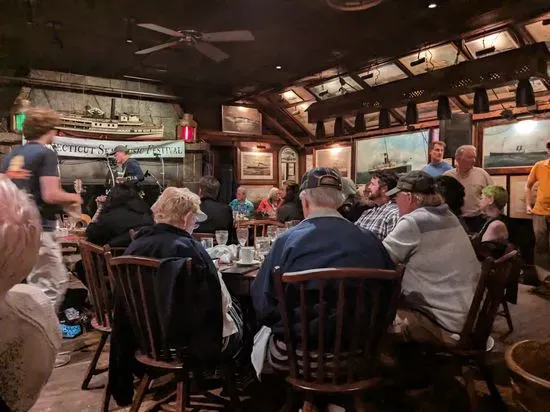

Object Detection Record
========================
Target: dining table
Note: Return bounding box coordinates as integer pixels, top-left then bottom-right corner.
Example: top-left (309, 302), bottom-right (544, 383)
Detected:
top-left (219, 263), bottom-right (258, 297)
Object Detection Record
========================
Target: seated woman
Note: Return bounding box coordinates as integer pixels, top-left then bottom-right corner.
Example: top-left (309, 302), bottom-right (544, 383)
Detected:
top-left (435, 175), bottom-right (468, 231)
top-left (472, 185), bottom-right (509, 259)
top-left (109, 187), bottom-right (251, 406)
top-left (276, 182), bottom-right (304, 223)
top-left (86, 183), bottom-right (153, 246)
top-left (338, 177), bottom-right (369, 222)
top-left (255, 187), bottom-right (280, 219)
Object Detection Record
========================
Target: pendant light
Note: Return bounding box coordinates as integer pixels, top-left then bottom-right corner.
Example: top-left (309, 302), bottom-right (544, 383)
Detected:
top-left (437, 96), bottom-right (451, 120)
top-left (405, 102), bottom-right (418, 125)
top-left (473, 88), bottom-right (489, 114)
top-left (516, 79), bottom-right (535, 107)
top-left (334, 117), bottom-right (344, 136)
top-left (315, 120), bottom-right (325, 138)
top-left (379, 108), bottom-right (391, 129)
top-left (354, 112), bottom-right (366, 133)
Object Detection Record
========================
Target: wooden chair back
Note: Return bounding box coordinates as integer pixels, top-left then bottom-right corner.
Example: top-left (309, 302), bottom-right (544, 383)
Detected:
top-left (273, 266), bottom-right (404, 387)
top-left (193, 232), bottom-right (216, 244)
top-left (79, 240), bottom-right (114, 329)
top-left (458, 250), bottom-right (518, 351)
top-left (237, 219), bottom-right (284, 245)
top-left (106, 253), bottom-right (191, 362)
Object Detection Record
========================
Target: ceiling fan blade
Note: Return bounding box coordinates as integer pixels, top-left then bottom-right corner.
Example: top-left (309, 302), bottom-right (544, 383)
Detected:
top-left (201, 30), bottom-right (255, 42)
top-left (135, 41), bottom-right (181, 55)
top-left (194, 41), bottom-right (229, 62)
top-left (137, 23), bottom-right (183, 38)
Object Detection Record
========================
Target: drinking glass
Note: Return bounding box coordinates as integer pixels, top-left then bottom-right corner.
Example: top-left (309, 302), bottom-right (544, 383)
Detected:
top-left (266, 225), bottom-right (278, 241)
top-left (236, 228), bottom-right (248, 247)
top-left (255, 236), bottom-right (271, 261)
top-left (215, 230), bottom-right (229, 246)
top-left (201, 238), bottom-right (214, 249)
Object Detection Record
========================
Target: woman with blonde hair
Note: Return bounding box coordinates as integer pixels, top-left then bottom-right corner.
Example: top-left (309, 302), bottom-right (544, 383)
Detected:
top-left (256, 187), bottom-right (281, 218)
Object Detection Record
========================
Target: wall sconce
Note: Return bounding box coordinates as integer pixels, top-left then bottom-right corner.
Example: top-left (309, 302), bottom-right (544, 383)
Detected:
top-left (178, 113), bottom-right (198, 142)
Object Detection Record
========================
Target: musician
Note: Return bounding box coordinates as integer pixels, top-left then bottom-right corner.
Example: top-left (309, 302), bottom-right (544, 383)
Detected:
top-left (111, 145), bottom-right (144, 185)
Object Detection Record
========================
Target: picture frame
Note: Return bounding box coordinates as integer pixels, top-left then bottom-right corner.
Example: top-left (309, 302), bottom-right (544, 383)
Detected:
top-left (279, 146), bottom-right (299, 186)
top-left (306, 154), bottom-right (314, 172)
top-left (221, 105), bottom-right (262, 135)
top-left (508, 175), bottom-right (534, 219)
top-left (238, 149), bottom-right (275, 183)
top-left (314, 146), bottom-right (352, 178)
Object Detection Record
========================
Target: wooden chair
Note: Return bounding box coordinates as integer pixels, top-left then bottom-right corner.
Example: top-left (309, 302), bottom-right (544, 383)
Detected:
top-left (436, 250), bottom-right (519, 412)
top-left (237, 219), bottom-right (284, 245)
top-left (106, 254), bottom-right (241, 411)
top-left (272, 266), bottom-right (405, 411)
top-left (78, 240), bottom-right (114, 395)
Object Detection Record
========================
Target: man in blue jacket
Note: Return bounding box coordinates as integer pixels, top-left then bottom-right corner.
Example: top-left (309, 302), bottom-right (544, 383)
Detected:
top-left (251, 167), bottom-right (394, 357)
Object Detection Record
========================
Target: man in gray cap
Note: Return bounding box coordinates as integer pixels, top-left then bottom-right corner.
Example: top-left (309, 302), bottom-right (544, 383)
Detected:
top-left (383, 171), bottom-right (480, 346)
top-left (111, 145), bottom-right (144, 185)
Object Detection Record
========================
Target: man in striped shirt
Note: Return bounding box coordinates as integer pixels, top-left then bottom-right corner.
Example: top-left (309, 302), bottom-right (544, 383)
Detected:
top-left (355, 170), bottom-right (400, 240)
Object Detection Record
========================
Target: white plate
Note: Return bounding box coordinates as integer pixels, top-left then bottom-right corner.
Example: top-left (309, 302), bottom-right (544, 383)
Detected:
top-left (236, 260), bottom-right (260, 266)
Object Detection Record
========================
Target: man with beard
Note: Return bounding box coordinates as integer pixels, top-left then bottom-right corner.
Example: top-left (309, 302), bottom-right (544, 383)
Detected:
top-left (355, 170), bottom-right (399, 240)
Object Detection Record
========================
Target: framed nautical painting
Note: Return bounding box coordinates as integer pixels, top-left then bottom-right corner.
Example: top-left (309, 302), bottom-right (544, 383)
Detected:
top-left (482, 118), bottom-right (550, 173)
top-left (238, 149), bottom-right (275, 183)
top-left (222, 105), bottom-right (262, 135)
top-left (314, 146), bottom-right (352, 178)
top-left (355, 130), bottom-right (430, 184)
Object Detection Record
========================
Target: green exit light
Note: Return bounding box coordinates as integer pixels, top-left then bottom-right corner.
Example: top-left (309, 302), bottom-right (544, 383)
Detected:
top-left (14, 113), bottom-right (25, 133)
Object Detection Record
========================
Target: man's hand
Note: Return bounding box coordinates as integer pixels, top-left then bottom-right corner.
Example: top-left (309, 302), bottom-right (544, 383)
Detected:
top-left (68, 193), bottom-right (83, 205)
top-left (526, 205), bottom-right (533, 215)
top-left (95, 195), bottom-right (107, 206)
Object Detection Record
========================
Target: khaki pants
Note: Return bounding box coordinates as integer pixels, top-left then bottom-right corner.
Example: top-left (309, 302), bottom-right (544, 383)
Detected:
top-left (390, 309), bottom-right (458, 347)
top-left (532, 214), bottom-right (550, 283)
top-left (26, 231), bottom-right (69, 312)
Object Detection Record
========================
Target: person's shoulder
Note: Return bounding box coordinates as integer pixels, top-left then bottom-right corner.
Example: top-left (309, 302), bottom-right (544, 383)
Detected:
top-left (443, 168), bottom-right (456, 176)
top-left (473, 166), bottom-right (490, 176)
top-left (246, 199), bottom-right (254, 206)
top-left (441, 162), bottom-right (453, 170)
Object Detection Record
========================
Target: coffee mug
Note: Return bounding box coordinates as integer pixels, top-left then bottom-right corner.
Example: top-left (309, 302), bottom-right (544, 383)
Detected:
top-left (240, 247), bottom-right (255, 264)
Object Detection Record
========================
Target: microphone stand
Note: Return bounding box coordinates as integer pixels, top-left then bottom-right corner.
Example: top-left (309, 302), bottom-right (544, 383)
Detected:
top-left (105, 155), bottom-right (116, 191)
top-left (154, 152), bottom-right (165, 188)
top-left (145, 170), bottom-right (164, 193)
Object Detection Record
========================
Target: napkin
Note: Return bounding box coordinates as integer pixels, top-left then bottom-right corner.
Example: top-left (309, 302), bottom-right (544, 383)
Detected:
top-left (251, 325), bottom-right (272, 380)
top-left (207, 245), bottom-right (238, 264)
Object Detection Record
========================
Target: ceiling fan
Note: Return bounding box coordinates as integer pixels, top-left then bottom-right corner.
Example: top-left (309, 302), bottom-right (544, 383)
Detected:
top-left (135, 23), bottom-right (255, 62)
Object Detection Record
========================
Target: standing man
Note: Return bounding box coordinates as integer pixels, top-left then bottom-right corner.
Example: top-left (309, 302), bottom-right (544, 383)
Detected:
top-left (444, 145), bottom-right (493, 233)
top-left (526, 142), bottom-right (550, 294)
top-left (422, 141), bottom-right (452, 177)
top-left (0, 107), bottom-right (82, 310)
top-left (355, 170), bottom-right (400, 240)
top-left (111, 145), bottom-right (144, 185)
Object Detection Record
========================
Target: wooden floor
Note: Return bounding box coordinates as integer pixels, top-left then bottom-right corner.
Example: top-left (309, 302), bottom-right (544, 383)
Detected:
top-left (31, 284), bottom-right (550, 412)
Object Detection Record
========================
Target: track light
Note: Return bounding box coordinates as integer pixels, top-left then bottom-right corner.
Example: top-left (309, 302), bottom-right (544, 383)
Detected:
top-left (360, 73), bottom-right (374, 80)
top-left (476, 46), bottom-right (496, 57)
top-left (355, 112), bottom-right (366, 133)
top-left (318, 90), bottom-right (329, 97)
top-left (125, 18), bottom-right (134, 44)
top-left (410, 57), bottom-right (426, 67)
top-left (315, 120), bottom-right (325, 138)
top-left (516, 79), bottom-right (535, 107)
top-left (406, 102), bottom-right (418, 124)
top-left (437, 96), bottom-right (452, 120)
top-left (334, 117), bottom-right (344, 136)
top-left (379, 108), bottom-right (391, 128)
top-left (473, 88), bottom-right (490, 114)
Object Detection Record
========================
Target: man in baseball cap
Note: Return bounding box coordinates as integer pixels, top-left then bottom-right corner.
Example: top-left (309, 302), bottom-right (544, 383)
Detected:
top-left (252, 167), bottom-right (394, 376)
top-left (110, 145), bottom-right (144, 186)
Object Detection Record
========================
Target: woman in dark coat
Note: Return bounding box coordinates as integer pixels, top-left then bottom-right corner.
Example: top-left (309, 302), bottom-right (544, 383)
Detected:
top-left (277, 182), bottom-right (304, 223)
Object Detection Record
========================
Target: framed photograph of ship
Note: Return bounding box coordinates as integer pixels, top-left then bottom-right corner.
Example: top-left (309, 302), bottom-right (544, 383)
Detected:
top-left (222, 105), bottom-right (262, 135)
top-left (355, 131), bottom-right (429, 184)
top-left (482, 119), bottom-right (550, 172)
top-left (314, 146), bottom-right (352, 178)
top-left (238, 150), bottom-right (274, 182)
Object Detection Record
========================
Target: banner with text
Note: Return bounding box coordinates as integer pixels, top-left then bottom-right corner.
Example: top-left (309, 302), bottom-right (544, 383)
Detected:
top-left (48, 136), bottom-right (185, 158)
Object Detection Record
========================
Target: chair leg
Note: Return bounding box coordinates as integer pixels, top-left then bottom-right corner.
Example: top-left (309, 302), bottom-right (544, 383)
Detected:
top-left (129, 373), bottom-right (151, 412)
top-left (461, 364), bottom-right (479, 412)
top-left (501, 301), bottom-right (514, 334)
top-left (81, 332), bottom-right (109, 390)
top-left (279, 386), bottom-right (295, 412)
top-left (101, 383), bottom-right (111, 412)
top-left (175, 380), bottom-right (187, 412)
top-left (477, 360), bottom-right (508, 411)
top-left (223, 363), bottom-right (241, 411)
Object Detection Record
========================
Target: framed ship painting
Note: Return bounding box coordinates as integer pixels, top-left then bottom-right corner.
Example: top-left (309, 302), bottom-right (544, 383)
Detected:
top-left (314, 146), bottom-right (352, 178)
top-left (238, 150), bottom-right (274, 182)
top-left (482, 119), bottom-right (550, 172)
top-left (355, 130), bottom-right (429, 184)
top-left (222, 105), bottom-right (262, 135)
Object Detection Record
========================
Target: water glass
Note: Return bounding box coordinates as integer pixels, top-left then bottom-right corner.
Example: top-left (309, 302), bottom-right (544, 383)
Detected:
top-left (266, 225), bottom-right (278, 241)
top-left (237, 228), bottom-right (248, 247)
top-left (215, 230), bottom-right (229, 246)
top-left (201, 238), bottom-right (214, 249)
top-left (255, 236), bottom-right (271, 260)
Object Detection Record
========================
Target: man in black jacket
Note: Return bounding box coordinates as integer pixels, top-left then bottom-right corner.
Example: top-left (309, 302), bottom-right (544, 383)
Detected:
top-left (196, 176), bottom-right (235, 237)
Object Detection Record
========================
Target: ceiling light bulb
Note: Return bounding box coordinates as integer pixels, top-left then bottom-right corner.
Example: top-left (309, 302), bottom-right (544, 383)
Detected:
top-left (126, 39), bottom-right (133, 44)
top-left (428, 2), bottom-right (437, 8)
top-left (275, 65), bottom-right (282, 70)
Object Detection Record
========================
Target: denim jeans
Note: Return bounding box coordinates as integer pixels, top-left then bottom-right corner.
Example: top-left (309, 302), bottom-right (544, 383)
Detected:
top-left (532, 214), bottom-right (550, 283)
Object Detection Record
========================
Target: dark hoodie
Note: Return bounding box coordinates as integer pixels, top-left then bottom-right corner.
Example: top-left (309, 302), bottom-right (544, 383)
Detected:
top-left (85, 198), bottom-right (153, 246)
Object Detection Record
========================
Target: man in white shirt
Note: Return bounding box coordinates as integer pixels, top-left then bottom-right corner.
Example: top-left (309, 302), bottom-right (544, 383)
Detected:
top-left (383, 171), bottom-right (481, 345)
top-left (444, 145), bottom-right (493, 233)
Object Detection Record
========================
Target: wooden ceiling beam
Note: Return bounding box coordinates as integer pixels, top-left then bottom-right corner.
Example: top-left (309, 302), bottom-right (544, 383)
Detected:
top-left (263, 95), bottom-right (315, 141)
top-left (451, 96), bottom-right (469, 113)
top-left (260, 111), bottom-right (304, 148)
top-left (308, 43), bottom-right (550, 123)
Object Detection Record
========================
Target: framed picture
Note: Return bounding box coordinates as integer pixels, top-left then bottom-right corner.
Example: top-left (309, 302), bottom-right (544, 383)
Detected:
top-left (279, 146), bottom-right (299, 186)
top-left (482, 118), bottom-right (550, 173)
top-left (238, 150), bottom-right (275, 182)
top-left (509, 175), bottom-right (535, 219)
top-left (306, 154), bottom-right (314, 172)
top-left (314, 146), bottom-right (352, 178)
top-left (490, 175), bottom-right (508, 216)
top-left (222, 105), bottom-right (262, 135)
top-left (355, 130), bottom-right (429, 184)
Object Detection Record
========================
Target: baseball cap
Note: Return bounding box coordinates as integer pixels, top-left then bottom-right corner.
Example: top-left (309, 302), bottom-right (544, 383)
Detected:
top-left (194, 210), bottom-right (208, 223)
top-left (111, 145), bottom-right (129, 155)
top-left (300, 167), bottom-right (343, 191)
top-left (385, 171), bottom-right (436, 197)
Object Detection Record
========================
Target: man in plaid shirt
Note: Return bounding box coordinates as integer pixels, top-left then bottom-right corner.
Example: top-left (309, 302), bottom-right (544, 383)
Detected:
top-left (355, 170), bottom-right (400, 240)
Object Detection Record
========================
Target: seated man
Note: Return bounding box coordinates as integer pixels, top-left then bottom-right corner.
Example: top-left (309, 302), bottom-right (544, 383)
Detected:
top-left (252, 167), bottom-right (394, 369)
top-left (383, 171), bottom-right (481, 346)
top-left (109, 187), bottom-right (250, 405)
top-left (229, 186), bottom-right (255, 217)
top-left (0, 177), bottom-right (61, 411)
